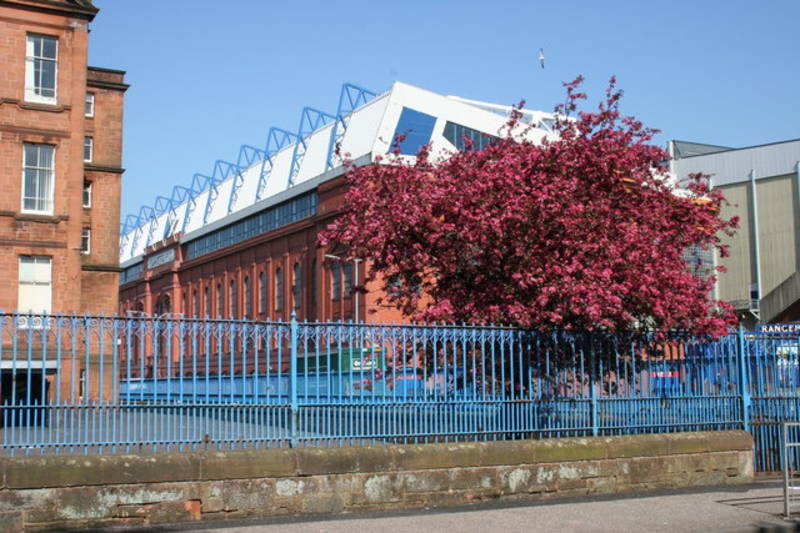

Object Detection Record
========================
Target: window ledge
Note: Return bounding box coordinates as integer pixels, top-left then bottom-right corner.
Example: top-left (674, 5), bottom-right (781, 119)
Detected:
top-left (0, 211), bottom-right (69, 223)
top-left (0, 98), bottom-right (70, 113)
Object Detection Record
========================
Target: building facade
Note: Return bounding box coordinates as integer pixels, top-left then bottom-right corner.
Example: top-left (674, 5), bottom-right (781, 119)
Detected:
top-left (0, 0), bottom-right (127, 316)
top-left (669, 139), bottom-right (800, 326)
top-left (118, 82), bottom-right (557, 323)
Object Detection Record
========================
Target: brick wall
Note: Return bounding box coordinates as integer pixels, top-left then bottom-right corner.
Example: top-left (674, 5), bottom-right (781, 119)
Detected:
top-left (0, 1), bottom-right (125, 315)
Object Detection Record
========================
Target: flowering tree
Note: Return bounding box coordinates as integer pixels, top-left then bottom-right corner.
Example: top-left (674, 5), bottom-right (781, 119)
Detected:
top-left (320, 77), bottom-right (738, 337)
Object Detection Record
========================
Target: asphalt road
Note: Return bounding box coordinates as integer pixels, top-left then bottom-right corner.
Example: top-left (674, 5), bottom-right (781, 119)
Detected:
top-left (131, 480), bottom-right (800, 533)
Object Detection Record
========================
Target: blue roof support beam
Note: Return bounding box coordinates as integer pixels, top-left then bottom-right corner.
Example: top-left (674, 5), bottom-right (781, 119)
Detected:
top-left (214, 160), bottom-right (246, 216)
top-left (161, 185), bottom-right (194, 239)
top-left (237, 144), bottom-right (267, 168)
top-left (146, 195), bottom-right (178, 246)
top-left (129, 205), bottom-right (155, 258)
top-left (288, 107), bottom-right (335, 188)
top-left (256, 127), bottom-right (297, 201)
top-left (192, 173), bottom-right (223, 226)
top-left (326, 83), bottom-right (376, 170)
top-left (121, 214), bottom-right (143, 236)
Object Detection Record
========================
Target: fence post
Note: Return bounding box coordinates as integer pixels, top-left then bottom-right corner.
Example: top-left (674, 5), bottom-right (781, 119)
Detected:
top-left (737, 325), bottom-right (751, 433)
top-left (290, 310), bottom-right (299, 448)
top-left (589, 334), bottom-right (599, 437)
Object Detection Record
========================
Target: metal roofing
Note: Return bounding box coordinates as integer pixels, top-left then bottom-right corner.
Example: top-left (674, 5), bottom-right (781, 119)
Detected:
top-left (119, 81), bottom-right (558, 266)
top-left (671, 138), bottom-right (800, 188)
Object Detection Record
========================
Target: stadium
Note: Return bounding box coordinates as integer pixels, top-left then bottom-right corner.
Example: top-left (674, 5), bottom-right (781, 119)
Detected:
top-left (118, 81), bottom-right (558, 322)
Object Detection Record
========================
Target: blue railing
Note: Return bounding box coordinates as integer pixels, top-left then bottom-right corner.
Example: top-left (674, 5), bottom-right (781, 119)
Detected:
top-left (0, 313), bottom-right (798, 470)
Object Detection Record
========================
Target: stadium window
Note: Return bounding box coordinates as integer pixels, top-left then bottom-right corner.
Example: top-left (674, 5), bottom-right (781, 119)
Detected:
top-left (259, 271), bottom-right (267, 314)
top-left (244, 275), bottom-right (251, 319)
top-left (391, 107), bottom-right (437, 155)
top-left (216, 282), bottom-right (223, 318)
top-left (331, 263), bottom-right (340, 301)
top-left (442, 121), bottom-right (498, 152)
top-left (343, 262), bottom-right (353, 298)
top-left (310, 259), bottom-right (317, 305)
top-left (292, 262), bottom-right (302, 310)
top-left (22, 143), bottom-right (55, 214)
top-left (25, 34), bottom-right (57, 104)
top-left (229, 278), bottom-right (237, 319)
top-left (275, 267), bottom-right (284, 312)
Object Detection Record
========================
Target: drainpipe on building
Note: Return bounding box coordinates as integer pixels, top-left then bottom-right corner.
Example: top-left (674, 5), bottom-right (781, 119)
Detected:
top-left (795, 162), bottom-right (800, 273)
top-left (750, 168), bottom-right (762, 322)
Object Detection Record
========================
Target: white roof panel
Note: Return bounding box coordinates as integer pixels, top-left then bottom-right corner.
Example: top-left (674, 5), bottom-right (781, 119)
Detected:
top-left (119, 81), bottom-right (557, 264)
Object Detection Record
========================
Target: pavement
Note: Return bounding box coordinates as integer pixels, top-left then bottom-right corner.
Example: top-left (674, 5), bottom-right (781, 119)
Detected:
top-left (122, 478), bottom-right (800, 533)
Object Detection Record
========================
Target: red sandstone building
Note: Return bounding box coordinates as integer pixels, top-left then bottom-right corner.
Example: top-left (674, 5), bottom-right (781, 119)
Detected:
top-left (0, 0), bottom-right (127, 316)
top-left (118, 83), bottom-right (556, 322)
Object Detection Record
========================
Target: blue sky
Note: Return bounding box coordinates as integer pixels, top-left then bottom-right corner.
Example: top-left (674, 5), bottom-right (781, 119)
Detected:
top-left (87, 0), bottom-right (800, 220)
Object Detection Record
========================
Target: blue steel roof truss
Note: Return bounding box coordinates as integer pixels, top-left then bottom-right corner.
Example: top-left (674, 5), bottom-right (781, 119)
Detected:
top-left (128, 205), bottom-right (155, 257)
top-left (215, 160), bottom-right (246, 216)
top-left (288, 107), bottom-right (335, 188)
top-left (120, 82), bottom-right (377, 259)
top-left (256, 128), bottom-right (297, 201)
top-left (326, 83), bottom-right (377, 170)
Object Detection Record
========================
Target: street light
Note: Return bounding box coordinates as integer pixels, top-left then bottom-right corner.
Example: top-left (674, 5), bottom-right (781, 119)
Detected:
top-left (325, 254), bottom-right (363, 323)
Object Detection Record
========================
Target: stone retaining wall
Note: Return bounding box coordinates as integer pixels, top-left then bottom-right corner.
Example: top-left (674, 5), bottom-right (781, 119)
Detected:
top-left (0, 431), bottom-right (753, 531)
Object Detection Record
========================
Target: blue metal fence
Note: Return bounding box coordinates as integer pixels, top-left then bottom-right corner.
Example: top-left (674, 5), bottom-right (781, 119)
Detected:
top-left (0, 312), bottom-right (797, 470)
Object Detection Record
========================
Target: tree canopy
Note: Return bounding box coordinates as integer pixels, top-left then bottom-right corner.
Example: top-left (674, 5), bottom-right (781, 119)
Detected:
top-left (320, 78), bottom-right (739, 337)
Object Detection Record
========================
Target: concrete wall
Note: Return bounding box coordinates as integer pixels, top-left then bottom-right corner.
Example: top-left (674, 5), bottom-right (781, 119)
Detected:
top-left (0, 431), bottom-right (753, 532)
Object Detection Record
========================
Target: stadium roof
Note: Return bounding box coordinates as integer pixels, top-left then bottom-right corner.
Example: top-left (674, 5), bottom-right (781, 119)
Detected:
top-left (119, 81), bottom-right (558, 266)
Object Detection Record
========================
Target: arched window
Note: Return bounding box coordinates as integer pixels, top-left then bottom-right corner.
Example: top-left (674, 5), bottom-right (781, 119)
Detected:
top-left (331, 263), bottom-right (340, 301)
top-left (275, 267), bottom-right (284, 312)
top-left (343, 262), bottom-right (353, 298)
top-left (204, 286), bottom-right (210, 317)
top-left (155, 294), bottom-right (171, 315)
top-left (310, 259), bottom-right (317, 306)
top-left (292, 262), bottom-right (301, 310)
top-left (244, 275), bottom-right (251, 319)
top-left (229, 278), bottom-right (237, 319)
top-left (193, 289), bottom-right (199, 317)
top-left (259, 271), bottom-right (267, 314)
top-left (217, 282), bottom-right (223, 318)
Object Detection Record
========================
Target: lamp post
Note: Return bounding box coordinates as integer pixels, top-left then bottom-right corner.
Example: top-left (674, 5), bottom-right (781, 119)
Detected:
top-left (324, 254), bottom-right (363, 323)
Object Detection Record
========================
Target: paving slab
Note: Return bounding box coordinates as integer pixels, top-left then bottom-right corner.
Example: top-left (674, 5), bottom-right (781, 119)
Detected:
top-left (108, 479), bottom-right (800, 533)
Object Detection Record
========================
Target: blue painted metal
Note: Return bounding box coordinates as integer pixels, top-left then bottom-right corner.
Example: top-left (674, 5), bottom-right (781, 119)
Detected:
top-left (210, 160), bottom-right (246, 216)
top-left (160, 185), bottom-right (194, 239)
top-left (146, 195), bottom-right (178, 245)
top-left (738, 325), bottom-right (752, 432)
top-left (326, 83), bottom-right (377, 170)
top-left (237, 144), bottom-right (267, 169)
top-left (0, 312), bottom-right (797, 467)
top-left (121, 214), bottom-right (143, 236)
top-left (128, 205), bottom-right (155, 257)
top-left (119, 83), bottom-right (375, 247)
top-left (194, 172), bottom-right (223, 226)
top-left (288, 107), bottom-right (335, 188)
top-left (256, 128), bottom-right (297, 201)
top-left (290, 311), bottom-right (298, 447)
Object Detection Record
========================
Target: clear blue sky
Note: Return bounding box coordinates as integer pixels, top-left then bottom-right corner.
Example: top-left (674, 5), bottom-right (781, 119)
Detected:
top-left (87, 0), bottom-right (800, 220)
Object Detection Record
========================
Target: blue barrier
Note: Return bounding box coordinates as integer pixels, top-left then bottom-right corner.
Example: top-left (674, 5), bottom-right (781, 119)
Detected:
top-left (0, 312), bottom-right (797, 471)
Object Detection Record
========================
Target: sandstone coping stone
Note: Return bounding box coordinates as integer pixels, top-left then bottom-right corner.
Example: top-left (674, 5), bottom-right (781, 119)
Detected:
top-left (0, 430), bottom-right (753, 490)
